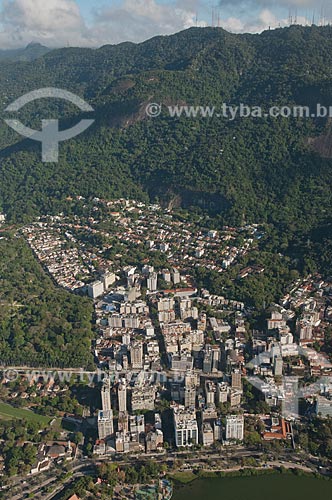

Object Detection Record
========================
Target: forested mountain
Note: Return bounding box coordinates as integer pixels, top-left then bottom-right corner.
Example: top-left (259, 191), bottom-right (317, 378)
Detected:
top-left (0, 25), bottom-right (331, 240)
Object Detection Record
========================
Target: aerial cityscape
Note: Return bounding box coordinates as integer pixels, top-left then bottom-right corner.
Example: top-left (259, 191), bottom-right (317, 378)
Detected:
top-left (0, 195), bottom-right (332, 499)
top-left (1, 1), bottom-right (332, 499)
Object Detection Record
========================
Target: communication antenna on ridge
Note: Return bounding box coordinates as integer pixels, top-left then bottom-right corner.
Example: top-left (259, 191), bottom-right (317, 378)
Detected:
top-left (294, 8), bottom-right (298, 24)
top-left (323, 7), bottom-right (327, 26)
top-left (211, 5), bottom-right (219, 27)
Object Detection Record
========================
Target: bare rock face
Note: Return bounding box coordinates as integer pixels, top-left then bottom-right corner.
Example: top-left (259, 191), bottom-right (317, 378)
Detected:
top-left (308, 130), bottom-right (332, 158)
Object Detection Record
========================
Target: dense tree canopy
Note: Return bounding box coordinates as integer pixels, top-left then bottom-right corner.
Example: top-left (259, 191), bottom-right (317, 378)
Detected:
top-left (0, 236), bottom-right (94, 368)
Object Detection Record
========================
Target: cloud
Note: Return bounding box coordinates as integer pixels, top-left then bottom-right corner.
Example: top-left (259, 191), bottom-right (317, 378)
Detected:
top-left (217, 0), bottom-right (331, 34)
top-left (0, 0), bottom-right (205, 48)
top-left (0, 0), bottom-right (95, 47)
top-left (218, 0), bottom-right (332, 15)
top-left (91, 0), bottom-right (206, 45)
top-left (221, 8), bottom-right (288, 33)
top-left (218, 0), bottom-right (326, 6)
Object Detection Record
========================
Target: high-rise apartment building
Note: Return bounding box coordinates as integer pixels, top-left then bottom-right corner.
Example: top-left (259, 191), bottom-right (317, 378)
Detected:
top-left (98, 409), bottom-right (114, 440)
top-left (225, 415), bottom-right (244, 442)
top-left (101, 377), bottom-right (111, 411)
top-left (118, 380), bottom-right (127, 413)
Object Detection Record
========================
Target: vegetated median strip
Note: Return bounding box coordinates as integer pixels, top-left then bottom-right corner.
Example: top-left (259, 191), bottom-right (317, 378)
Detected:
top-left (170, 463), bottom-right (317, 485)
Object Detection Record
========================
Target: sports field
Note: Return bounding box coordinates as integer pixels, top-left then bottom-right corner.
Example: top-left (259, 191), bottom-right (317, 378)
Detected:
top-left (0, 402), bottom-right (51, 426)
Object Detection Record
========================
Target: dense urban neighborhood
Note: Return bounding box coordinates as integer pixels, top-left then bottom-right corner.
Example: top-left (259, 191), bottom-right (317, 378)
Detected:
top-left (1, 198), bottom-right (332, 499)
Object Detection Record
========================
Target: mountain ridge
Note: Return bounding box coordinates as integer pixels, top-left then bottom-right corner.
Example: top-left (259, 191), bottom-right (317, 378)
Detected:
top-left (0, 25), bottom-right (331, 238)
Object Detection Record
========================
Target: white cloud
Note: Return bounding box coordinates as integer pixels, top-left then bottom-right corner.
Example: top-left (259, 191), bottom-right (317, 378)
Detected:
top-left (0, 0), bottom-right (94, 47)
top-left (91, 0), bottom-right (206, 45)
top-left (221, 8), bottom-right (289, 33)
top-left (219, 0), bottom-right (332, 17)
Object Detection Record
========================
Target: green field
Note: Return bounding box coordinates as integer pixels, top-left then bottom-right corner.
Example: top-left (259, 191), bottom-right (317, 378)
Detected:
top-left (170, 471), bottom-right (197, 484)
top-left (0, 402), bottom-right (51, 426)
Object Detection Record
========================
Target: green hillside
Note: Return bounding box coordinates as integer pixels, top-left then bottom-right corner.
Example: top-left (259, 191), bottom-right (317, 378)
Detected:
top-left (0, 25), bottom-right (331, 237)
top-left (0, 235), bottom-right (94, 368)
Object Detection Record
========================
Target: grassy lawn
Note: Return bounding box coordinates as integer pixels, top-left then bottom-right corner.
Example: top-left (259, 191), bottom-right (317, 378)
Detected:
top-left (0, 402), bottom-right (51, 426)
top-left (170, 471), bottom-right (197, 484)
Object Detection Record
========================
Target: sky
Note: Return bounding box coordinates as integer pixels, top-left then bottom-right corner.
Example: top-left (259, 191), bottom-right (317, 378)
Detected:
top-left (0, 0), bottom-right (330, 49)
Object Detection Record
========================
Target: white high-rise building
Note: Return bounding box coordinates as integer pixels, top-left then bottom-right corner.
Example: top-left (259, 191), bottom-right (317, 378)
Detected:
top-left (118, 380), bottom-right (127, 413)
top-left (172, 268), bottom-right (180, 285)
top-left (205, 381), bottom-right (217, 406)
top-left (130, 341), bottom-right (143, 369)
top-left (267, 311), bottom-right (286, 331)
top-left (101, 377), bottom-right (112, 411)
top-left (162, 269), bottom-right (171, 282)
top-left (103, 271), bottom-right (116, 290)
top-left (297, 320), bottom-right (313, 341)
top-left (87, 280), bottom-right (104, 299)
top-left (173, 405), bottom-right (198, 447)
top-left (214, 419), bottom-right (223, 441)
top-left (130, 414), bottom-right (145, 435)
top-left (147, 272), bottom-right (158, 292)
top-left (274, 356), bottom-right (283, 376)
top-left (184, 386), bottom-right (196, 408)
top-left (225, 415), bottom-right (244, 442)
top-left (145, 323), bottom-right (155, 338)
top-left (157, 297), bottom-right (175, 312)
top-left (98, 410), bottom-right (114, 440)
top-left (216, 382), bottom-right (229, 404)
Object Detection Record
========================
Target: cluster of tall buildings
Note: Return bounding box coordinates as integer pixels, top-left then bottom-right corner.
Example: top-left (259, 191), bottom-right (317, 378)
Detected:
top-left (172, 403), bottom-right (244, 447)
top-left (146, 267), bottom-right (180, 292)
top-left (97, 370), bottom-right (245, 453)
top-left (96, 375), bottom-right (163, 455)
top-left (88, 271), bottom-right (116, 299)
top-left (94, 282), bottom-right (160, 370)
